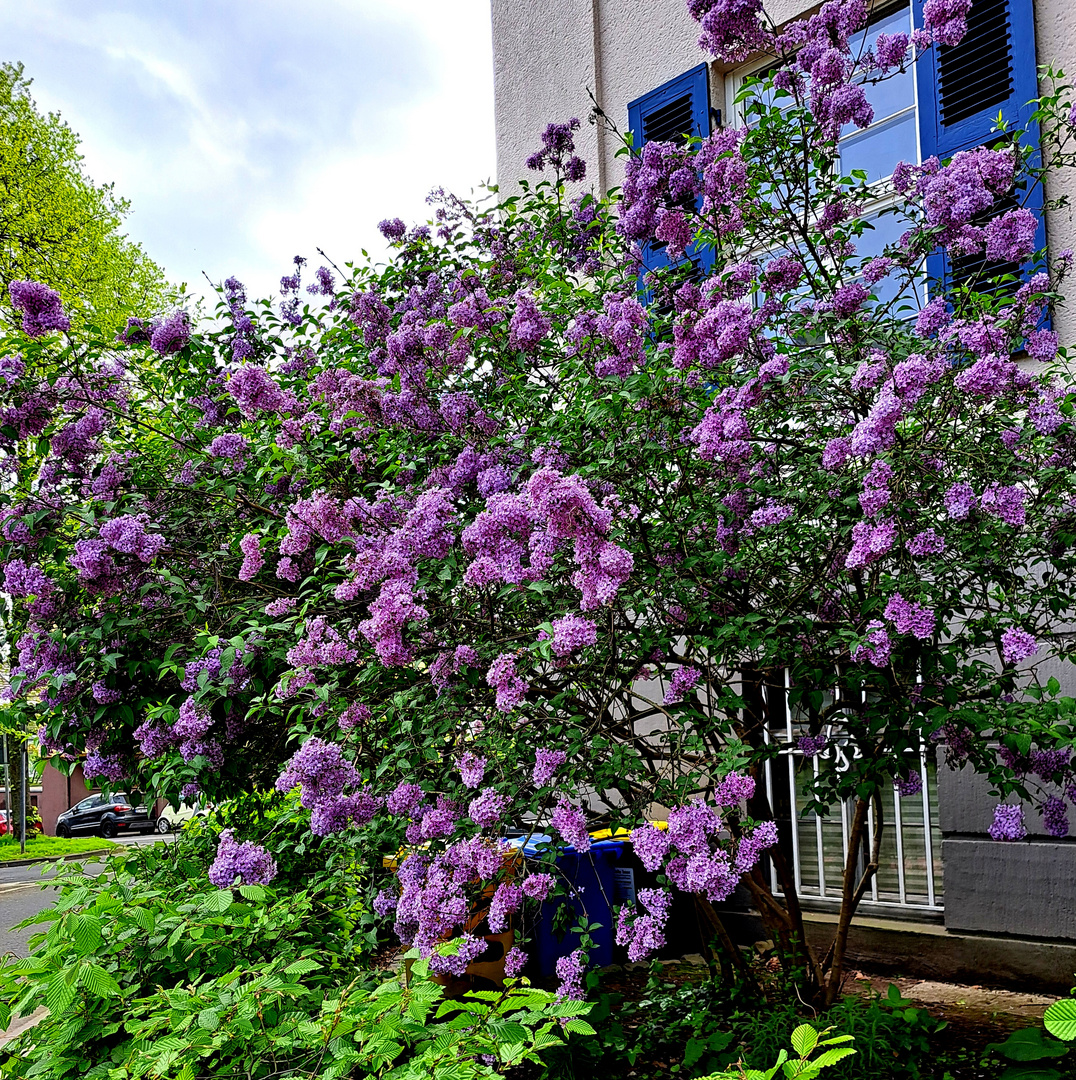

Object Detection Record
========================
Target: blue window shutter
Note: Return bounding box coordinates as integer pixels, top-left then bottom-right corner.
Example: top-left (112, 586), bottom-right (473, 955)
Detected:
top-left (914, 0), bottom-right (1046, 294)
top-left (628, 64), bottom-right (711, 150)
top-left (627, 65), bottom-right (713, 285)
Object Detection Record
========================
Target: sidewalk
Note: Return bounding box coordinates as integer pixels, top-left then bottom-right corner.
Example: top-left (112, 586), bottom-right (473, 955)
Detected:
top-left (0, 1007), bottom-right (46, 1050)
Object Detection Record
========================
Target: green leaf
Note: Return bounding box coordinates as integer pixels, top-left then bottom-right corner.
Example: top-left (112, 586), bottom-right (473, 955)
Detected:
top-left (78, 964), bottom-right (120, 997)
top-left (791, 1024), bottom-right (819, 1058)
top-left (1044, 999), bottom-right (1076, 1041)
top-left (45, 971), bottom-right (76, 1014)
top-left (562, 1018), bottom-right (596, 1036)
top-left (200, 889), bottom-right (234, 913)
top-left (987, 1029), bottom-right (1070, 1061)
top-left (283, 958), bottom-right (321, 976)
top-left (197, 1007), bottom-right (221, 1031)
top-left (72, 913), bottom-right (103, 955)
top-left (131, 906), bottom-right (155, 933)
top-left (810, 1047), bottom-right (857, 1069)
top-left (998, 1068), bottom-right (1063, 1080)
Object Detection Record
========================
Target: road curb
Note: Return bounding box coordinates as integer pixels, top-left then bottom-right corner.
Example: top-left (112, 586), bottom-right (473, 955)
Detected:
top-left (0, 848), bottom-right (115, 868)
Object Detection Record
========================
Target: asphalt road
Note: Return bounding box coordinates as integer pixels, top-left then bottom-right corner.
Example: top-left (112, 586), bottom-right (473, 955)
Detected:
top-left (0, 832), bottom-right (175, 958)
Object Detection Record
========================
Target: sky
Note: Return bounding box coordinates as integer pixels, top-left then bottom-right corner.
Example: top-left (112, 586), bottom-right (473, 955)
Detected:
top-left (0, 0), bottom-right (497, 303)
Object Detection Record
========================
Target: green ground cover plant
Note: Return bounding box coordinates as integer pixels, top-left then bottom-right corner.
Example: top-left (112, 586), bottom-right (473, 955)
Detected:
top-left (0, 835), bottom-right (119, 862)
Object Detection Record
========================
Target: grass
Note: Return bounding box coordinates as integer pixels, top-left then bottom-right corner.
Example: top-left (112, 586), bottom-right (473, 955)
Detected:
top-left (0, 834), bottom-right (120, 862)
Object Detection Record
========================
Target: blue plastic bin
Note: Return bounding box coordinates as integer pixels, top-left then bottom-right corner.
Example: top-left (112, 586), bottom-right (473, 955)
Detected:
top-left (512, 834), bottom-right (632, 977)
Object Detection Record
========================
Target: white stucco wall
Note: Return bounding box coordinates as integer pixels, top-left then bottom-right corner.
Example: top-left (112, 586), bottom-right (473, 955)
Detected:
top-left (491, 0), bottom-right (1076, 340)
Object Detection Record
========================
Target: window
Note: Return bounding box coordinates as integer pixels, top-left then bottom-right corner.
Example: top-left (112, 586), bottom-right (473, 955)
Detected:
top-left (627, 64), bottom-right (714, 283)
top-left (840, 5), bottom-right (919, 185)
top-left (727, 4), bottom-right (926, 316)
top-left (729, 0), bottom-right (1044, 307)
top-left (761, 673), bottom-right (944, 913)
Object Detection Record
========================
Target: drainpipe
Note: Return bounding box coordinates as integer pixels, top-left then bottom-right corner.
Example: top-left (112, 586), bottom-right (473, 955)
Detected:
top-left (590, 0), bottom-right (607, 196)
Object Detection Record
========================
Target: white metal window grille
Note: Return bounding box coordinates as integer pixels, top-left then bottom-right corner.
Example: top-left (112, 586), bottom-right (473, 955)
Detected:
top-left (761, 671), bottom-right (944, 913)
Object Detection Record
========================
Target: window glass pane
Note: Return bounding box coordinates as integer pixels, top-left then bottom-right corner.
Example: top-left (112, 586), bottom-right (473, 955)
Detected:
top-left (857, 209), bottom-right (908, 260)
top-left (851, 5), bottom-right (914, 121)
top-left (840, 109), bottom-right (917, 184)
top-left (871, 272), bottom-right (919, 312)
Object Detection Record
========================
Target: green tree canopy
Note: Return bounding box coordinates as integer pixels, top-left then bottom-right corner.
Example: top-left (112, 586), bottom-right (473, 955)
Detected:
top-left (0, 61), bottom-right (177, 338)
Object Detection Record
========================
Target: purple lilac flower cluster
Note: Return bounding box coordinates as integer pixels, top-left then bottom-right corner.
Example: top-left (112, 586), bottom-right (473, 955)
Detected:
top-left (551, 798), bottom-right (591, 852)
top-left (275, 737), bottom-right (381, 836)
top-left (207, 828), bottom-right (278, 887)
top-left (1001, 627), bottom-right (1038, 665)
top-left (616, 887), bottom-right (672, 962)
top-left (988, 803), bottom-right (1027, 842)
top-left (525, 117), bottom-right (586, 182)
top-left (533, 748), bottom-right (567, 787)
top-left (663, 665), bottom-right (701, 705)
top-left (1042, 795), bottom-right (1069, 838)
top-left (629, 776), bottom-right (776, 910)
top-left (797, 733), bottom-right (829, 757)
top-left (9, 281), bottom-right (70, 337)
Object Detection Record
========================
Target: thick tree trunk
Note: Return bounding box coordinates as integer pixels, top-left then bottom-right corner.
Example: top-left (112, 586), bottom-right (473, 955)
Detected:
top-left (821, 791), bottom-right (883, 1007)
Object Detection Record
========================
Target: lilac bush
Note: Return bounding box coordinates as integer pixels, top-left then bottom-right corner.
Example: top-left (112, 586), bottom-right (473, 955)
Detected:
top-left (2, 0), bottom-right (1076, 1006)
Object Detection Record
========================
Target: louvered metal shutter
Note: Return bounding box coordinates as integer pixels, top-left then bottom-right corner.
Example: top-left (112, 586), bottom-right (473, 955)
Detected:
top-left (627, 65), bottom-right (713, 285)
top-left (914, 0), bottom-right (1046, 295)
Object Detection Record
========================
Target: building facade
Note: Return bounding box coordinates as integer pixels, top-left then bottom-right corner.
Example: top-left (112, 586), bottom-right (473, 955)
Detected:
top-left (491, 0), bottom-right (1076, 986)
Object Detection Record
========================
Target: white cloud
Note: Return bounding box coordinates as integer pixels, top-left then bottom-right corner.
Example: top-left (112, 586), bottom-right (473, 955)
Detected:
top-left (0, 0), bottom-right (496, 302)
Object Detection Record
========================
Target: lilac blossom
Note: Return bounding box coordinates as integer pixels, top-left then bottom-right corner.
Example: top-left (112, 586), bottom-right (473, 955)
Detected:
top-left (798, 733), bottom-right (829, 756)
top-left (616, 887), bottom-right (672, 961)
top-left (533, 748), bottom-right (567, 787)
top-left (988, 803), bottom-right (1026, 841)
top-left (504, 947), bottom-right (528, 978)
top-left (715, 771), bottom-right (755, 806)
top-left (9, 281), bottom-right (69, 337)
top-left (386, 782), bottom-right (424, 817)
top-left (896, 772), bottom-right (923, 797)
top-left (663, 665), bottom-right (701, 705)
top-left (149, 311), bottom-right (191, 355)
top-left (884, 593), bottom-right (935, 640)
top-left (984, 208), bottom-right (1039, 262)
top-left (631, 823), bottom-right (670, 871)
top-left (554, 948), bottom-right (588, 999)
top-left (551, 798), bottom-right (591, 851)
top-left (486, 652), bottom-right (529, 712)
top-left (522, 873), bottom-right (554, 901)
top-left (468, 787), bottom-right (508, 828)
top-left (550, 613), bottom-right (597, 656)
top-left (207, 828), bottom-right (278, 887)
top-left (488, 883), bottom-right (523, 933)
top-left (275, 736), bottom-right (358, 809)
top-left (944, 483), bottom-right (977, 520)
top-left (1001, 627), bottom-right (1038, 665)
top-left (457, 751), bottom-right (487, 789)
top-left (853, 621), bottom-right (892, 668)
top-left (238, 533), bottom-right (264, 580)
top-left (906, 529), bottom-right (946, 558)
top-left (1043, 795), bottom-right (1070, 838)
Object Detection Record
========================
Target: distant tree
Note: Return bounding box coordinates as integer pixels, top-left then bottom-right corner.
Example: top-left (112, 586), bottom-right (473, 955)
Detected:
top-left (0, 62), bottom-right (177, 338)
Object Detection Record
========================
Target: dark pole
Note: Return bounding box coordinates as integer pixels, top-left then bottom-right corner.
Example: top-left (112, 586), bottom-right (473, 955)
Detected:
top-left (19, 743), bottom-right (27, 855)
top-left (2, 736), bottom-right (9, 842)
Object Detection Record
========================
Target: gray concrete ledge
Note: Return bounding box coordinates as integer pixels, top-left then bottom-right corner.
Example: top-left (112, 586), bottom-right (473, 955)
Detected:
top-left (720, 908), bottom-right (1076, 994)
top-left (942, 837), bottom-right (1076, 939)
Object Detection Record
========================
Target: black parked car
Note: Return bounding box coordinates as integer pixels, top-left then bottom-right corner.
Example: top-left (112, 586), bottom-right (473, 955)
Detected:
top-left (55, 792), bottom-right (153, 838)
